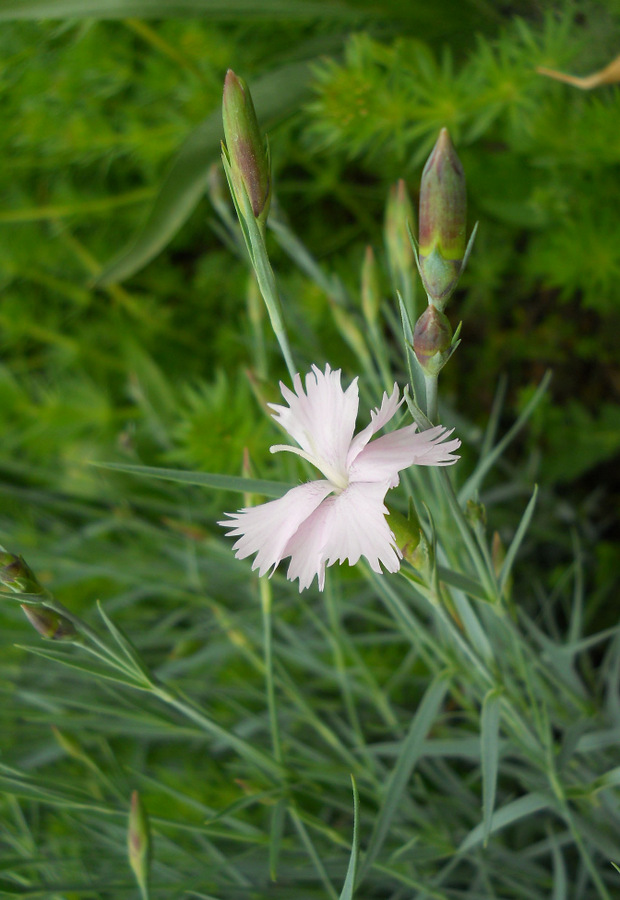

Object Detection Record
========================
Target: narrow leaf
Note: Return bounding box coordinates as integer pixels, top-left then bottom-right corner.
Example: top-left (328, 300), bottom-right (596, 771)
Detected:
top-left (360, 676), bottom-right (449, 879)
top-left (339, 776), bottom-right (360, 900)
top-left (91, 461), bottom-right (290, 497)
top-left (458, 793), bottom-right (552, 852)
top-left (0, 0), bottom-right (360, 20)
top-left (458, 371), bottom-right (551, 502)
top-left (498, 485), bottom-right (538, 595)
top-left (481, 689), bottom-right (502, 846)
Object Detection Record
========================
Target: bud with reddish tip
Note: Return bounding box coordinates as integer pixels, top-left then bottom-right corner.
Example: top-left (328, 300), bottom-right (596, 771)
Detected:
top-left (0, 548), bottom-right (78, 641)
top-left (222, 69), bottom-right (271, 223)
top-left (413, 305), bottom-right (453, 376)
top-left (418, 128), bottom-right (467, 307)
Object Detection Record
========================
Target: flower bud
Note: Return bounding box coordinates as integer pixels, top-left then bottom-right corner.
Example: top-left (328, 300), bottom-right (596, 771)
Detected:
top-left (418, 128), bottom-right (466, 307)
top-left (0, 551), bottom-right (44, 595)
top-left (384, 179), bottom-right (416, 280)
top-left (21, 605), bottom-right (77, 641)
top-left (222, 69), bottom-right (270, 222)
top-left (413, 305), bottom-right (453, 376)
top-left (128, 790), bottom-right (151, 898)
top-left (361, 246), bottom-right (380, 327)
top-left (0, 548), bottom-right (78, 641)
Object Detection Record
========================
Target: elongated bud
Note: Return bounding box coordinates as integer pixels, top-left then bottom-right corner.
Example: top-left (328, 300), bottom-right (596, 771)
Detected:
top-left (222, 69), bottom-right (270, 222)
top-left (21, 605), bottom-right (77, 640)
top-left (413, 305), bottom-right (453, 375)
top-left (385, 179), bottom-right (416, 279)
top-left (128, 790), bottom-right (151, 900)
top-left (0, 551), bottom-right (45, 595)
top-left (361, 246), bottom-right (380, 327)
top-left (0, 549), bottom-right (78, 641)
top-left (418, 128), bottom-right (466, 307)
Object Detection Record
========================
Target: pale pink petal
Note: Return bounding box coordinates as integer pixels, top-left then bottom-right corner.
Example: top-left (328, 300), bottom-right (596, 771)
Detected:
top-left (281, 499), bottom-right (335, 591)
top-left (218, 480), bottom-right (334, 577)
top-left (280, 481), bottom-right (401, 591)
top-left (268, 365), bottom-right (359, 477)
top-left (346, 384), bottom-right (403, 466)
top-left (322, 480), bottom-right (402, 575)
top-left (349, 425), bottom-right (461, 484)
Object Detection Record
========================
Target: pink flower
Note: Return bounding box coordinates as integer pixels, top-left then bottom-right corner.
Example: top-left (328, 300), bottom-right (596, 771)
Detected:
top-left (219, 365), bottom-right (460, 591)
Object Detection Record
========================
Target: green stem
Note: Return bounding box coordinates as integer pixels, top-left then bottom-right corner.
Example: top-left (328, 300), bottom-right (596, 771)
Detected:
top-left (424, 373), bottom-right (438, 423)
top-left (260, 578), bottom-right (283, 765)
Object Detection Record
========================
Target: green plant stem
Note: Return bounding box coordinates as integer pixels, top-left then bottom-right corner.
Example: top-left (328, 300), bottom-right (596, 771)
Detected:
top-left (424, 372), bottom-right (438, 423)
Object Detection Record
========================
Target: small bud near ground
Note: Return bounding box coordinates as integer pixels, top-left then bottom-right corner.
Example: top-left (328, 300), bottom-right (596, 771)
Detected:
top-left (418, 128), bottom-right (466, 307)
top-left (0, 548), bottom-right (78, 641)
top-left (413, 305), bottom-right (453, 376)
top-left (222, 69), bottom-right (271, 224)
top-left (128, 790), bottom-right (151, 900)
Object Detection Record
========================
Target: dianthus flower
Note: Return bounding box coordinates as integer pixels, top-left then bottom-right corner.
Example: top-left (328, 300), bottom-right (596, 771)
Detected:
top-left (219, 365), bottom-right (460, 591)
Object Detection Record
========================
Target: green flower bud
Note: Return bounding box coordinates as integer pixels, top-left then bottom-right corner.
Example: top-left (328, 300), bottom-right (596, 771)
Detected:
top-left (128, 790), bottom-right (151, 900)
top-left (0, 548), bottom-right (78, 641)
top-left (418, 128), bottom-right (466, 307)
top-left (384, 179), bottom-right (416, 279)
top-left (413, 305), bottom-right (453, 376)
top-left (0, 551), bottom-right (44, 595)
top-left (222, 69), bottom-right (271, 222)
top-left (21, 605), bottom-right (77, 641)
top-left (361, 246), bottom-right (380, 327)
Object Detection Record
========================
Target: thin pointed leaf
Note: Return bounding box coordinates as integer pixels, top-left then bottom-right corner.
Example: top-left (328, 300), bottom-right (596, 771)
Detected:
top-left (498, 485), bottom-right (538, 595)
top-left (481, 689), bottom-right (502, 846)
top-left (458, 793), bottom-right (552, 852)
top-left (360, 676), bottom-right (449, 879)
top-left (97, 61), bottom-right (313, 284)
top-left (339, 776), bottom-right (360, 900)
top-left (91, 461), bottom-right (291, 497)
top-left (96, 601), bottom-right (153, 685)
top-left (0, 0), bottom-right (360, 20)
top-left (268, 798), bottom-right (287, 881)
top-left (458, 371), bottom-right (551, 502)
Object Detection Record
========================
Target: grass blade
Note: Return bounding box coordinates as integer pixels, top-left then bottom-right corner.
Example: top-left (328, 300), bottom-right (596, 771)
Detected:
top-left (481, 689), bottom-right (502, 846)
top-left (339, 776), bottom-right (360, 900)
top-left (91, 460), bottom-right (290, 497)
top-left (360, 675), bottom-right (450, 880)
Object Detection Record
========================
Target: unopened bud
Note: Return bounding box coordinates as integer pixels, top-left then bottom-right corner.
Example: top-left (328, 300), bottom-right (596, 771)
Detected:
top-left (222, 69), bottom-right (270, 222)
top-left (418, 128), bottom-right (466, 307)
top-left (0, 548), bottom-right (78, 641)
top-left (21, 605), bottom-right (77, 641)
top-left (0, 551), bottom-right (44, 595)
top-left (361, 246), bottom-right (380, 327)
top-left (128, 790), bottom-right (151, 899)
top-left (386, 505), bottom-right (420, 564)
top-left (413, 305), bottom-right (453, 375)
top-left (385, 179), bottom-right (416, 279)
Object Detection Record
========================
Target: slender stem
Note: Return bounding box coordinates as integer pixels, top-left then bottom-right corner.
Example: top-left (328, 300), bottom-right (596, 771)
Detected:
top-left (424, 373), bottom-right (438, 423)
